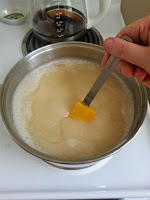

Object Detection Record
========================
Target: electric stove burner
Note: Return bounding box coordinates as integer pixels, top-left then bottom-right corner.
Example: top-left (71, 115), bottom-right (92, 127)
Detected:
top-left (22, 28), bottom-right (103, 56)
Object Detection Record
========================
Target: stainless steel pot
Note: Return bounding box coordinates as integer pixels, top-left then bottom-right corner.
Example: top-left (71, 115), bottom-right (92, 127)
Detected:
top-left (0, 42), bottom-right (147, 169)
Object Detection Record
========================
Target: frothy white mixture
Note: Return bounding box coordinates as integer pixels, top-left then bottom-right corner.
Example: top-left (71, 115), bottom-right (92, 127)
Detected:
top-left (12, 58), bottom-right (134, 160)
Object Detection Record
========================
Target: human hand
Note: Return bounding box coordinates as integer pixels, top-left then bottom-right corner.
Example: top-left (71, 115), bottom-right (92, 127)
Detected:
top-left (101, 15), bottom-right (150, 87)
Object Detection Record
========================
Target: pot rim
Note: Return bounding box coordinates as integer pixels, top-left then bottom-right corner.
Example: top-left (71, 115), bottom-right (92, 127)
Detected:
top-left (0, 42), bottom-right (148, 165)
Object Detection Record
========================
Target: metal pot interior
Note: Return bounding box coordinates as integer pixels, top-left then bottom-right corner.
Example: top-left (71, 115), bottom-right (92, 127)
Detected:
top-left (0, 42), bottom-right (147, 164)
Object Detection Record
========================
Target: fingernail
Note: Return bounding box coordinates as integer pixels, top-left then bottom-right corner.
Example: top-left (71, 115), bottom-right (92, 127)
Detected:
top-left (105, 39), bottom-right (113, 52)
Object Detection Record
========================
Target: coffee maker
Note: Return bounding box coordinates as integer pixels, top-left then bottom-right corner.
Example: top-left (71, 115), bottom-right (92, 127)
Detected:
top-left (29, 0), bottom-right (111, 43)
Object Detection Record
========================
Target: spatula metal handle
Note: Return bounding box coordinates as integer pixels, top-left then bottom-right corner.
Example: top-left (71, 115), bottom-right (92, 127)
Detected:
top-left (82, 35), bottom-right (133, 107)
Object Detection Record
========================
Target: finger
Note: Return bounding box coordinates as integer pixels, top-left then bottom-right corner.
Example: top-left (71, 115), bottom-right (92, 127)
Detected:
top-left (103, 37), bottom-right (150, 74)
top-left (117, 60), bottom-right (134, 77)
top-left (116, 15), bottom-right (150, 45)
top-left (142, 75), bottom-right (150, 88)
top-left (101, 52), bottom-right (110, 67)
top-left (134, 67), bottom-right (147, 81)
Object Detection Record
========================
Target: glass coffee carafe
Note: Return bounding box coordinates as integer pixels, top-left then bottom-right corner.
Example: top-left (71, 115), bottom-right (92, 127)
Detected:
top-left (30, 0), bottom-right (111, 43)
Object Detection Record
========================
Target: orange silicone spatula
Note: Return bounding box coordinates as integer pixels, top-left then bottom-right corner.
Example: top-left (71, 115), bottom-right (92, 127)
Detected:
top-left (69, 35), bottom-right (133, 122)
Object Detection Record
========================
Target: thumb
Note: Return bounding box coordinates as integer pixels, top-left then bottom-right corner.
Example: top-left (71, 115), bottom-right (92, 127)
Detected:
top-left (103, 37), bottom-right (150, 74)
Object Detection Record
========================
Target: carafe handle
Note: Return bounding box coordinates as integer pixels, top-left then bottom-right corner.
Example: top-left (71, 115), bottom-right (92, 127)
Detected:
top-left (86, 0), bottom-right (111, 29)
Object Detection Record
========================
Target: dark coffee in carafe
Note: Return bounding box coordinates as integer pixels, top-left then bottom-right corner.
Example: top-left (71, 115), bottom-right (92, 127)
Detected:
top-left (33, 6), bottom-right (87, 43)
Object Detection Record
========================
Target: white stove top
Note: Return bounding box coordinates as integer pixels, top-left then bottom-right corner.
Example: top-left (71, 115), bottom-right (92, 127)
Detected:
top-left (0, 0), bottom-right (150, 199)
